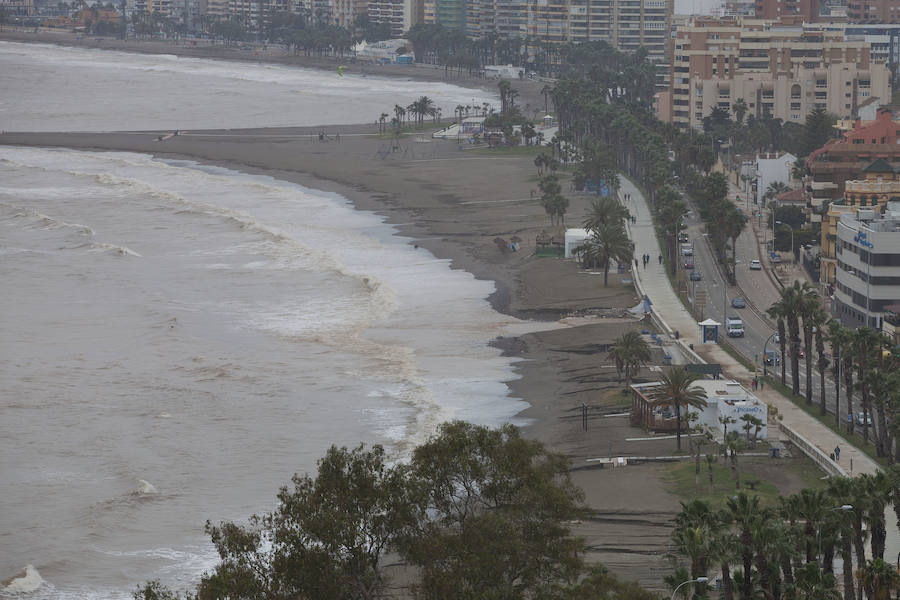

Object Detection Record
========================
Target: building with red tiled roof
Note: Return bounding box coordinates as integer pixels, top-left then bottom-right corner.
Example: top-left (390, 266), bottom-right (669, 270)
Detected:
top-left (805, 108), bottom-right (900, 223)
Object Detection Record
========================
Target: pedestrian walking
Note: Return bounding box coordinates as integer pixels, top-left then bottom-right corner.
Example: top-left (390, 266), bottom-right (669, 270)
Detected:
top-left (658, 253), bottom-right (662, 265)
top-left (834, 446), bottom-right (841, 461)
top-left (635, 258), bottom-right (639, 269)
top-left (759, 379), bottom-right (764, 391)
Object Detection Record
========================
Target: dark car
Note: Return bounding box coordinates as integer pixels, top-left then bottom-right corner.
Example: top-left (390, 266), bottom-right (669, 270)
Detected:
top-left (690, 270), bottom-right (702, 281)
top-left (731, 297), bottom-right (746, 308)
top-left (684, 259), bottom-right (695, 270)
top-left (678, 232), bottom-right (689, 243)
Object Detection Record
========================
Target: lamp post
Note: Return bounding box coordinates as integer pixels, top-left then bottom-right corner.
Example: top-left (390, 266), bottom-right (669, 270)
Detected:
top-left (817, 504), bottom-right (853, 568)
top-left (776, 220), bottom-right (794, 265)
top-left (672, 577), bottom-right (710, 600)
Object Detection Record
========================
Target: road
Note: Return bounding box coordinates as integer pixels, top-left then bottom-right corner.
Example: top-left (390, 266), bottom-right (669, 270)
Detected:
top-left (677, 188), bottom-right (862, 435)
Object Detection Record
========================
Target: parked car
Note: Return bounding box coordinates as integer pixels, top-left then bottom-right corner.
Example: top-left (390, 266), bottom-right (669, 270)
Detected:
top-left (684, 259), bottom-right (695, 270)
top-left (797, 349), bottom-right (805, 358)
top-left (750, 259), bottom-right (762, 270)
top-left (774, 333), bottom-right (780, 344)
top-left (690, 270), bottom-right (702, 281)
top-left (731, 297), bottom-right (746, 308)
top-left (770, 253), bottom-right (782, 264)
top-left (856, 412), bottom-right (874, 427)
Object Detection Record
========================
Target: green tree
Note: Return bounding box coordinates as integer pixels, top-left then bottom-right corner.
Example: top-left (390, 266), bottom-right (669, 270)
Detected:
top-left (732, 98), bottom-right (748, 124)
top-left (575, 222), bottom-right (632, 287)
top-left (649, 366), bottom-right (708, 451)
top-left (804, 107), bottom-right (837, 155)
top-left (608, 330), bottom-right (651, 387)
top-left (402, 421), bottom-right (586, 600)
top-left (197, 444), bottom-right (420, 600)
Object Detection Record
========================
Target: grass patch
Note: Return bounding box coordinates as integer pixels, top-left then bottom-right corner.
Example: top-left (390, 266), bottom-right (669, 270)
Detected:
top-left (762, 375), bottom-right (888, 468)
top-left (533, 247), bottom-right (564, 258)
top-left (596, 387), bottom-right (633, 408)
top-left (663, 460), bottom-right (782, 508)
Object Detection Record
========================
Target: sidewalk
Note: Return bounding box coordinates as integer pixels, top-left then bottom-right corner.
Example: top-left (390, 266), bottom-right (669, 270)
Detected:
top-left (617, 176), bottom-right (899, 557)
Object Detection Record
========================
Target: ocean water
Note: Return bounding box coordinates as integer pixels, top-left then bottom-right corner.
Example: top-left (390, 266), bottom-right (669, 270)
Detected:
top-left (0, 41), bottom-right (496, 132)
top-left (0, 46), bottom-right (523, 599)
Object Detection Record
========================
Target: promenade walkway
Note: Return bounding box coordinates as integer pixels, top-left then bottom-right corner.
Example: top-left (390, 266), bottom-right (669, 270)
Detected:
top-left (617, 175), bottom-right (899, 557)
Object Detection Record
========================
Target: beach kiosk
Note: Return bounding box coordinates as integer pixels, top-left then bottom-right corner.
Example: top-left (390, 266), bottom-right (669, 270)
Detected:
top-left (542, 115), bottom-right (554, 127)
top-left (564, 228), bottom-right (590, 258)
top-left (699, 318), bottom-right (720, 343)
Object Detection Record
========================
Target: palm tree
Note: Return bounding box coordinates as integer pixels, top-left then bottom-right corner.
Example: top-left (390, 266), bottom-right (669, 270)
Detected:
top-left (576, 223), bottom-right (632, 287)
top-left (393, 104), bottom-right (406, 129)
top-left (582, 196), bottom-right (629, 232)
top-left (810, 308), bottom-right (830, 416)
top-left (857, 559), bottom-right (900, 600)
top-left (609, 330), bottom-right (651, 387)
top-left (648, 366), bottom-right (708, 451)
top-left (768, 282), bottom-right (806, 396)
top-left (826, 477), bottom-right (861, 600)
top-left (794, 563), bottom-right (840, 600)
top-left (671, 500), bottom-right (717, 597)
top-left (827, 321), bottom-right (849, 429)
top-left (378, 112), bottom-right (389, 133)
top-left (798, 284), bottom-right (822, 405)
top-left (726, 493), bottom-right (770, 600)
top-left (767, 302), bottom-right (788, 387)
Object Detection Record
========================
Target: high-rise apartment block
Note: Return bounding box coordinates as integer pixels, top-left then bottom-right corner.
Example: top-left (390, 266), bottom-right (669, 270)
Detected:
top-left (754, 0), bottom-right (817, 21)
top-left (847, 0), bottom-right (900, 23)
top-left (667, 16), bottom-right (890, 128)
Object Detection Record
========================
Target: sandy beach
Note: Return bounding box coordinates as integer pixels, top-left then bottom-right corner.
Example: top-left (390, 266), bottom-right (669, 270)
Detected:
top-left (0, 39), bottom-right (822, 590)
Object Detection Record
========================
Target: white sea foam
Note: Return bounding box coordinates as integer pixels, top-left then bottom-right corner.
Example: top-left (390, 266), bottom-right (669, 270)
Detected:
top-left (0, 145), bottom-right (525, 599)
top-left (0, 41), bottom-right (497, 131)
top-left (2, 565), bottom-right (44, 594)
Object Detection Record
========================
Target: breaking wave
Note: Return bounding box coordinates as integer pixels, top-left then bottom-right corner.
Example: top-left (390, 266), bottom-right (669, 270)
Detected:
top-left (2, 565), bottom-right (44, 594)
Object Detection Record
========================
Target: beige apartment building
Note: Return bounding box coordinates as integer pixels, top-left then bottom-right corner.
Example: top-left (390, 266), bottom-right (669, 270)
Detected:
top-left (668, 16), bottom-right (890, 129)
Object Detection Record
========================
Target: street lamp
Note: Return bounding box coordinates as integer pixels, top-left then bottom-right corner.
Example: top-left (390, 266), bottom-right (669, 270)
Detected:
top-left (817, 505), bottom-right (853, 568)
top-left (672, 577), bottom-right (709, 600)
top-left (775, 220), bottom-right (795, 265)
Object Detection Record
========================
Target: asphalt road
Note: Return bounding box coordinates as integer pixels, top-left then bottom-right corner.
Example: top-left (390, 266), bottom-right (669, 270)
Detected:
top-left (677, 191), bottom-right (870, 437)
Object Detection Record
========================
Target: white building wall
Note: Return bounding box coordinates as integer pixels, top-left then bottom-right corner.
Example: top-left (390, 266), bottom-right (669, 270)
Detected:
top-left (756, 152), bottom-right (796, 201)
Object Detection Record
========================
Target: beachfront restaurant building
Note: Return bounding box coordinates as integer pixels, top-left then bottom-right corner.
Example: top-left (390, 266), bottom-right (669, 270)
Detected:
top-left (630, 379), bottom-right (768, 441)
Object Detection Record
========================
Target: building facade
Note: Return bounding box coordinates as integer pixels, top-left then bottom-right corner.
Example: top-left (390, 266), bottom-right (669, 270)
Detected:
top-left (754, 0), bottom-right (817, 22)
top-left (833, 208), bottom-right (900, 329)
top-left (806, 110), bottom-right (900, 226)
top-left (668, 16), bottom-right (890, 129)
top-left (819, 159), bottom-right (899, 284)
top-left (847, 0), bottom-right (900, 23)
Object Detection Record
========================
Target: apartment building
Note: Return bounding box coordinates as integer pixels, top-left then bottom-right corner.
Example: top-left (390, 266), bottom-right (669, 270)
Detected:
top-left (806, 110), bottom-right (900, 229)
top-left (668, 17), bottom-right (890, 129)
top-left (0, 0), bottom-right (35, 15)
top-left (847, 0), bottom-right (900, 23)
top-left (806, 23), bottom-right (900, 67)
top-left (332, 0), bottom-right (368, 26)
top-left (833, 206), bottom-right (900, 329)
top-left (819, 158), bottom-right (899, 284)
top-left (368, 0), bottom-right (417, 36)
top-left (754, 0), bottom-right (817, 21)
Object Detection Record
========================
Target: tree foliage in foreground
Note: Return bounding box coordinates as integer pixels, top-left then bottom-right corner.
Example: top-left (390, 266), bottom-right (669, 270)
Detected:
top-left (133, 422), bottom-right (651, 600)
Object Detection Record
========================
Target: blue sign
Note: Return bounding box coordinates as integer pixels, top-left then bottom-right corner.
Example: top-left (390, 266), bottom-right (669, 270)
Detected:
top-left (854, 231), bottom-right (874, 249)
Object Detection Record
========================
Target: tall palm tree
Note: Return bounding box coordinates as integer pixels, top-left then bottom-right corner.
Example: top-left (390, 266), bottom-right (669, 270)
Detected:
top-left (671, 499), bottom-right (716, 596)
top-left (798, 285), bottom-right (822, 405)
top-left (827, 321), bottom-right (849, 429)
top-left (852, 328), bottom-right (879, 447)
top-left (726, 493), bottom-right (770, 600)
top-left (575, 223), bottom-right (632, 287)
top-left (810, 308), bottom-right (830, 416)
top-left (826, 477), bottom-right (861, 600)
top-left (648, 366), bottom-right (708, 451)
top-left (768, 281), bottom-right (806, 396)
top-left (767, 302), bottom-right (788, 387)
top-left (582, 196), bottom-right (629, 232)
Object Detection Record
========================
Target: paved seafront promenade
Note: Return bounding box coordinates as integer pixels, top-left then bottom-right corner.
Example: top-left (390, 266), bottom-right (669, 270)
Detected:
top-left (618, 175), bottom-right (900, 558)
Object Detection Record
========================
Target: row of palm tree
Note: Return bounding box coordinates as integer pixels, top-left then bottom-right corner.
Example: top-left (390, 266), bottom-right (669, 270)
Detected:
top-left (670, 470), bottom-right (900, 600)
top-left (376, 97), bottom-right (440, 132)
top-left (766, 281), bottom-right (900, 462)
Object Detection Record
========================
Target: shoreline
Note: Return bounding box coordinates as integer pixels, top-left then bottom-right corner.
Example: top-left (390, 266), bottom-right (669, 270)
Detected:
top-left (0, 30), bottom-right (550, 114)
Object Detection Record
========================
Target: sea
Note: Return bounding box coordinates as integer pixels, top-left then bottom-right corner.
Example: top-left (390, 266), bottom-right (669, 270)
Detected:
top-left (0, 41), bottom-right (527, 599)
